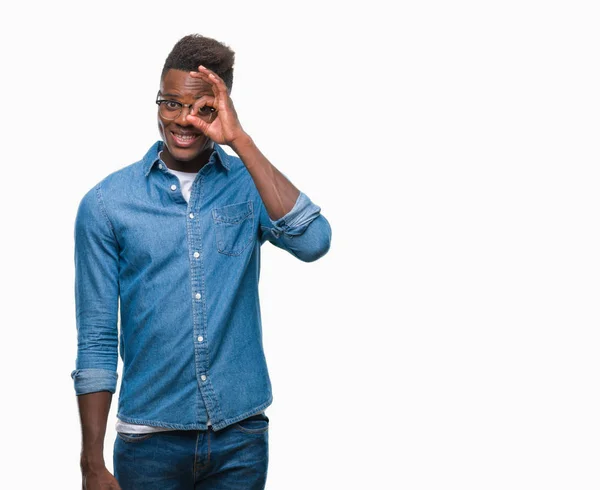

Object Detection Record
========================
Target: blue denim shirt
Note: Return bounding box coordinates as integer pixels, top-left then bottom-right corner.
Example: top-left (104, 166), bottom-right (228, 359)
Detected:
top-left (71, 140), bottom-right (331, 431)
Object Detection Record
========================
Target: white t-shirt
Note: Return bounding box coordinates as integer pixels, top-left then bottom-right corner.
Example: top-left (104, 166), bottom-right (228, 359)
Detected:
top-left (116, 163), bottom-right (202, 434)
top-left (166, 166), bottom-right (198, 203)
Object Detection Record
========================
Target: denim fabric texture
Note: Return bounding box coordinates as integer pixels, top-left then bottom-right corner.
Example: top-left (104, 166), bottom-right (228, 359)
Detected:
top-left (71, 140), bottom-right (331, 431)
top-left (114, 412), bottom-right (270, 489)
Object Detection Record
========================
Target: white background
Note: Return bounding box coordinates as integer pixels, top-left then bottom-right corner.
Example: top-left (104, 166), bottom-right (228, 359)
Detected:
top-left (1, 1), bottom-right (599, 488)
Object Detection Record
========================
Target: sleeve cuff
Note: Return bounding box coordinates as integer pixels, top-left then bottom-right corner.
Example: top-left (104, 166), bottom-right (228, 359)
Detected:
top-left (71, 368), bottom-right (118, 395)
top-left (270, 191), bottom-right (322, 237)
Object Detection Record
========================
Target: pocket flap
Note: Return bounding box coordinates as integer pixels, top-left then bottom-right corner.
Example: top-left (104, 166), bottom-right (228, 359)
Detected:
top-left (212, 201), bottom-right (253, 224)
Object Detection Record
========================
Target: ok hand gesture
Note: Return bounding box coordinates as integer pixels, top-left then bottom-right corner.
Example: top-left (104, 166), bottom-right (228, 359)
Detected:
top-left (185, 65), bottom-right (248, 148)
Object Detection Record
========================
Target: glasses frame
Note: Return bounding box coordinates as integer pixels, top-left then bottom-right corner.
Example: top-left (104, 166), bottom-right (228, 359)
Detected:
top-left (155, 91), bottom-right (216, 122)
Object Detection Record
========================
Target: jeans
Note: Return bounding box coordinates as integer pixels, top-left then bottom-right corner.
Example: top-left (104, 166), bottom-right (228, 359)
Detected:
top-left (114, 412), bottom-right (269, 489)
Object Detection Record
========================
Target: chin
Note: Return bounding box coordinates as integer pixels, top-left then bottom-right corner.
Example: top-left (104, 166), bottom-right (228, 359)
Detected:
top-left (168, 147), bottom-right (199, 161)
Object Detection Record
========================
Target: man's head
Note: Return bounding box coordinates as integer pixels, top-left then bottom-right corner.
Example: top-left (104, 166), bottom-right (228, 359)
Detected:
top-left (158, 34), bottom-right (235, 165)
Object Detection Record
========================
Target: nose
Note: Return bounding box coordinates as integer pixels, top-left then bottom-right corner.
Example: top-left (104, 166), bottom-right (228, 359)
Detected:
top-left (175, 104), bottom-right (193, 126)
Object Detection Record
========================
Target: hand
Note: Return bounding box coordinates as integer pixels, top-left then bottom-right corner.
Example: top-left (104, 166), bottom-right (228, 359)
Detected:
top-left (82, 467), bottom-right (121, 489)
top-left (186, 65), bottom-right (248, 147)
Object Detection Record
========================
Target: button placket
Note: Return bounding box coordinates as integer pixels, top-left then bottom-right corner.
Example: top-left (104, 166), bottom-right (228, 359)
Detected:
top-left (186, 173), bottom-right (217, 425)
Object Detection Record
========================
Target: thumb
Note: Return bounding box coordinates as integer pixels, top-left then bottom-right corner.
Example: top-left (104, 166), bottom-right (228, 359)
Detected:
top-left (186, 114), bottom-right (210, 134)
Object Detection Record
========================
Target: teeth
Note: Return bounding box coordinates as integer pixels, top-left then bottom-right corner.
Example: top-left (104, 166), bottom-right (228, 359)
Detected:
top-left (173, 133), bottom-right (197, 141)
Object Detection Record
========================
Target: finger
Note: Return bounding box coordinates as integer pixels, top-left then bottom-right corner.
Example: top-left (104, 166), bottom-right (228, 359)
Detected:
top-left (190, 66), bottom-right (217, 82)
top-left (190, 95), bottom-right (217, 116)
top-left (196, 65), bottom-right (221, 80)
top-left (189, 71), bottom-right (221, 100)
top-left (186, 114), bottom-right (211, 134)
top-left (204, 69), bottom-right (229, 97)
top-left (193, 66), bottom-right (229, 97)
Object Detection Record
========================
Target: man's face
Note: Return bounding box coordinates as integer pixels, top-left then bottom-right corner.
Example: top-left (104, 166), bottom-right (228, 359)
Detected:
top-left (158, 69), bottom-right (214, 162)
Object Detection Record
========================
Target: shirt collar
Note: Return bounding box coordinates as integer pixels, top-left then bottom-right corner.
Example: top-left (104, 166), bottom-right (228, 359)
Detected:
top-left (143, 140), bottom-right (231, 177)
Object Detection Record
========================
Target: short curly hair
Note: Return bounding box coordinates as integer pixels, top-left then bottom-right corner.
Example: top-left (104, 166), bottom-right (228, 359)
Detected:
top-left (161, 34), bottom-right (235, 92)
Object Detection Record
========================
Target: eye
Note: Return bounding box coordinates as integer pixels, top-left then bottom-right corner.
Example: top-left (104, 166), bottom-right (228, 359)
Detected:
top-left (164, 101), bottom-right (180, 111)
top-left (198, 106), bottom-right (215, 114)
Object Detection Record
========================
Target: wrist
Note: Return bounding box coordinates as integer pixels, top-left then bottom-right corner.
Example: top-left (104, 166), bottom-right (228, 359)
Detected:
top-left (230, 132), bottom-right (253, 153)
top-left (80, 453), bottom-right (105, 473)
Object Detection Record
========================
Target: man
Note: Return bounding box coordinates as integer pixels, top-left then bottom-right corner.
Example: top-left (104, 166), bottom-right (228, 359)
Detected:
top-left (72, 34), bottom-right (331, 489)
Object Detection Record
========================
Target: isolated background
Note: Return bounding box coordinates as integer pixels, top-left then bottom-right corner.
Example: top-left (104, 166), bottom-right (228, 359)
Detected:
top-left (1, 1), bottom-right (599, 488)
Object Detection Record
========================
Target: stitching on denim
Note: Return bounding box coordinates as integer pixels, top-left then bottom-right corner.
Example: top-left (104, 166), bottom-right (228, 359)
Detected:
top-left (212, 202), bottom-right (254, 256)
top-left (116, 414), bottom-right (210, 430)
top-left (142, 141), bottom-right (163, 177)
top-left (258, 199), bottom-right (278, 240)
top-left (191, 175), bottom-right (203, 423)
top-left (211, 396), bottom-right (273, 432)
top-left (213, 143), bottom-right (231, 172)
top-left (115, 398), bottom-right (273, 431)
top-left (234, 414), bottom-right (270, 434)
top-left (207, 428), bottom-right (211, 466)
top-left (212, 201), bottom-right (252, 223)
top-left (233, 424), bottom-right (269, 434)
top-left (194, 173), bottom-right (226, 425)
top-left (259, 225), bottom-right (271, 244)
top-left (202, 369), bottom-right (225, 426)
top-left (193, 431), bottom-right (200, 475)
top-left (117, 432), bottom-right (155, 443)
top-left (95, 184), bottom-right (121, 250)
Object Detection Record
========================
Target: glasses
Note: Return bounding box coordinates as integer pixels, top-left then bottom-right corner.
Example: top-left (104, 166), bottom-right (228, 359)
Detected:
top-left (155, 91), bottom-right (216, 122)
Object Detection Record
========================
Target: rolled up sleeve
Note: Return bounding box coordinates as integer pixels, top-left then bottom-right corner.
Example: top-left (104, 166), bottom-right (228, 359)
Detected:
top-left (259, 191), bottom-right (332, 262)
top-left (70, 368), bottom-right (118, 395)
top-left (71, 185), bottom-right (120, 395)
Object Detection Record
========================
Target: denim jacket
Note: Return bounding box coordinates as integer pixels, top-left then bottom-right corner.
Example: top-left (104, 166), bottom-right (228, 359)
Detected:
top-left (71, 141), bottom-right (331, 431)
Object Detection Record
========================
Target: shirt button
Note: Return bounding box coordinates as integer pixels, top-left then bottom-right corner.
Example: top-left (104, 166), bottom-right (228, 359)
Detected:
top-left (200, 375), bottom-right (207, 381)
top-left (171, 184), bottom-right (177, 191)
top-left (195, 293), bottom-right (202, 300)
top-left (158, 163), bottom-right (163, 169)
top-left (193, 251), bottom-right (200, 258)
top-left (189, 213), bottom-right (194, 219)
top-left (197, 336), bottom-right (203, 342)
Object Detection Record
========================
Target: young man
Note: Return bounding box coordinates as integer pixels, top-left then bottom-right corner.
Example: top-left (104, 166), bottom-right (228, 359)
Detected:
top-left (72, 34), bottom-right (331, 489)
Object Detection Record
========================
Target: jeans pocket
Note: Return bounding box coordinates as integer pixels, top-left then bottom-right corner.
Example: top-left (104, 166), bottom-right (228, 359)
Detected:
top-left (116, 432), bottom-right (156, 443)
top-left (233, 412), bottom-right (269, 434)
top-left (212, 201), bottom-right (254, 256)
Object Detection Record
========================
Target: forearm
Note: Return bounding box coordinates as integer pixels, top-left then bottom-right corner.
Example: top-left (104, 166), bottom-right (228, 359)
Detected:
top-left (77, 391), bottom-right (113, 472)
top-left (231, 134), bottom-right (300, 221)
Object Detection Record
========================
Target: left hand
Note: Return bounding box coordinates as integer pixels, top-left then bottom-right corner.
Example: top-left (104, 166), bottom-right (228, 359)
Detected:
top-left (186, 65), bottom-right (248, 147)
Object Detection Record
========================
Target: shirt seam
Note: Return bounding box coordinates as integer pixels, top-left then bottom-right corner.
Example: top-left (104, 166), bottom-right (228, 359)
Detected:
top-left (95, 183), bottom-right (121, 249)
top-left (116, 395), bottom-right (272, 432)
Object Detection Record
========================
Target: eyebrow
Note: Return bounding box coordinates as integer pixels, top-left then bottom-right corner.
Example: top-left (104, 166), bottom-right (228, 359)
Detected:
top-left (160, 93), bottom-right (210, 99)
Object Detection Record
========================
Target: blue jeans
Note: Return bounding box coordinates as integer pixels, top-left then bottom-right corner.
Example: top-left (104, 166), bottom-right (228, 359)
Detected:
top-left (113, 412), bottom-right (269, 489)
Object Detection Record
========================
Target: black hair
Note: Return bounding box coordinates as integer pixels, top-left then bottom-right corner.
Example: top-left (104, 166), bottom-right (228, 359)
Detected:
top-left (161, 34), bottom-right (235, 92)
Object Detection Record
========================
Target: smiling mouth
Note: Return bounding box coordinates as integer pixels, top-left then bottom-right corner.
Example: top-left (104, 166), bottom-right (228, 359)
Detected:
top-left (171, 131), bottom-right (201, 147)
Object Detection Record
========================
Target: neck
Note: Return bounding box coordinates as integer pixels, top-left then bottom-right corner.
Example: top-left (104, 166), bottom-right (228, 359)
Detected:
top-left (160, 142), bottom-right (215, 172)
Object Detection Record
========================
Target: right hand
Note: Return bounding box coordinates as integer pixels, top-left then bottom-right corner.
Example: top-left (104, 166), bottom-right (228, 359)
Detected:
top-left (82, 467), bottom-right (121, 489)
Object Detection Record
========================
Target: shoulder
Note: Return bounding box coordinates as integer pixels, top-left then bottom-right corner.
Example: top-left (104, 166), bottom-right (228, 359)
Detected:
top-left (78, 141), bottom-right (160, 204)
top-left (75, 162), bottom-right (136, 217)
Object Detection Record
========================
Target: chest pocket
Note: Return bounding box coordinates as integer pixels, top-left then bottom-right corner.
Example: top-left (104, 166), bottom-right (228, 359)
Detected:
top-left (212, 201), bottom-right (254, 256)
